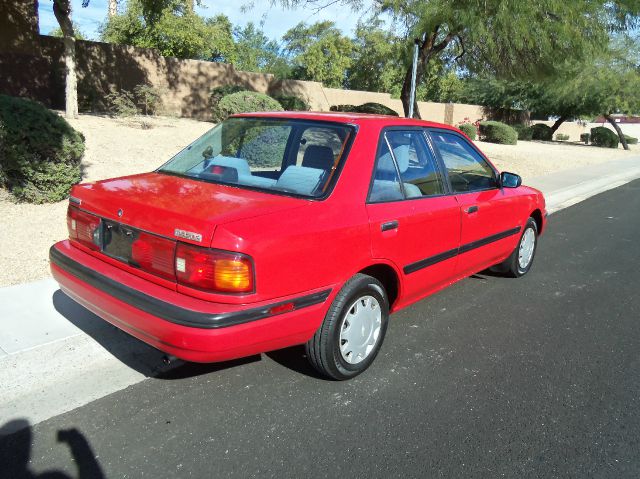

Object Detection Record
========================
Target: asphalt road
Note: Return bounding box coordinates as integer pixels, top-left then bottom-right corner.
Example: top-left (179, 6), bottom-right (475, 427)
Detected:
top-left (2, 180), bottom-right (640, 479)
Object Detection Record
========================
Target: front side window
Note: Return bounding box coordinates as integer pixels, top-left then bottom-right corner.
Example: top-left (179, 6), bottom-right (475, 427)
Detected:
top-left (158, 118), bottom-right (353, 198)
top-left (429, 130), bottom-right (497, 192)
top-left (368, 130), bottom-right (444, 203)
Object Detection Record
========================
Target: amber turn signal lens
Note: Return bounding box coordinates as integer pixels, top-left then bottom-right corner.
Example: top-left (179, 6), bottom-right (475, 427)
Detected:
top-left (175, 243), bottom-right (254, 293)
top-left (214, 259), bottom-right (252, 292)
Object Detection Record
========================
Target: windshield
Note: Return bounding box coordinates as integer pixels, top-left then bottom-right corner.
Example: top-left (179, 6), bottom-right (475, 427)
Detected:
top-left (158, 117), bottom-right (354, 198)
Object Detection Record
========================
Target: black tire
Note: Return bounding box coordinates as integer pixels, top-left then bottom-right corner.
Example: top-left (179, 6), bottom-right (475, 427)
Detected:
top-left (306, 274), bottom-right (389, 380)
top-left (494, 217), bottom-right (538, 278)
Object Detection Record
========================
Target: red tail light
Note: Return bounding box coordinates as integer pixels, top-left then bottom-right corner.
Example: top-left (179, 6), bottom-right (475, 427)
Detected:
top-left (67, 206), bottom-right (100, 251)
top-left (175, 243), bottom-right (254, 293)
top-left (131, 232), bottom-right (176, 281)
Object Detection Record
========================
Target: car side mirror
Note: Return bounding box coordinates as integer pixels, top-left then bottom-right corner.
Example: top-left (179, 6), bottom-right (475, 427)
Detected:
top-left (499, 171), bottom-right (522, 188)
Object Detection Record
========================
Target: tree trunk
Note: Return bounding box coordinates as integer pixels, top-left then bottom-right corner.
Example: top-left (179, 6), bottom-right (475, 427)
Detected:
top-left (550, 115), bottom-right (568, 135)
top-left (108, 0), bottom-right (117, 17)
top-left (604, 114), bottom-right (629, 150)
top-left (53, 0), bottom-right (78, 119)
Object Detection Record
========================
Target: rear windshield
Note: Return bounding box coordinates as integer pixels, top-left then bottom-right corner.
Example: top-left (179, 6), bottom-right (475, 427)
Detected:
top-left (158, 117), bottom-right (354, 198)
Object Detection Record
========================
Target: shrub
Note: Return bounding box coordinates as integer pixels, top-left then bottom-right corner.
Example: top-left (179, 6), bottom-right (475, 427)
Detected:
top-left (580, 133), bottom-right (590, 144)
top-left (216, 91), bottom-right (283, 121)
top-left (513, 124), bottom-right (534, 141)
top-left (478, 121), bottom-right (518, 145)
top-left (590, 127), bottom-right (619, 148)
top-left (0, 95), bottom-right (84, 203)
top-left (271, 94), bottom-right (310, 111)
top-left (556, 133), bottom-right (570, 141)
top-left (458, 123), bottom-right (476, 140)
top-left (210, 85), bottom-right (247, 122)
top-left (133, 84), bottom-right (162, 115)
top-left (330, 103), bottom-right (399, 116)
top-left (104, 89), bottom-right (137, 117)
top-left (624, 134), bottom-right (638, 145)
top-left (531, 123), bottom-right (553, 141)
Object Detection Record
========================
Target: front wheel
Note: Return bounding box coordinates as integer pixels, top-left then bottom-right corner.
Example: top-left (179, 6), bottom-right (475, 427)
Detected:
top-left (495, 217), bottom-right (538, 278)
top-left (306, 274), bottom-right (389, 380)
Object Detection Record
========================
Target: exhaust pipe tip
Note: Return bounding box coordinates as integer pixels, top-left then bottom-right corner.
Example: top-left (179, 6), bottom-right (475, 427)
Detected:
top-left (162, 354), bottom-right (177, 365)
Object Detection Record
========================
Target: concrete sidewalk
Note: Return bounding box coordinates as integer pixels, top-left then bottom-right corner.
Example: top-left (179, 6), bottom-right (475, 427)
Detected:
top-left (1, 154), bottom-right (639, 434)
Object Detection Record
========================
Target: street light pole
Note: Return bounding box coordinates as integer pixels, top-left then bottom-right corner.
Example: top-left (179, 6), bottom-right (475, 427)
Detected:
top-left (408, 38), bottom-right (420, 118)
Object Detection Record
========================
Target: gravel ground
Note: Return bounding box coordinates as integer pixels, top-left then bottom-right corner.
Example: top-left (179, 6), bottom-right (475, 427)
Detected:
top-left (0, 114), bottom-right (636, 287)
top-left (0, 115), bottom-right (211, 287)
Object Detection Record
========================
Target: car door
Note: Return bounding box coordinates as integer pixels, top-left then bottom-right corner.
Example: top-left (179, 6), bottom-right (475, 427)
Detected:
top-left (427, 129), bottom-right (523, 276)
top-left (366, 128), bottom-right (461, 307)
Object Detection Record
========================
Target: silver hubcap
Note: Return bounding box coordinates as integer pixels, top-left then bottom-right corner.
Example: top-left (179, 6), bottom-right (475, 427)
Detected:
top-left (339, 295), bottom-right (382, 365)
top-left (518, 227), bottom-right (536, 269)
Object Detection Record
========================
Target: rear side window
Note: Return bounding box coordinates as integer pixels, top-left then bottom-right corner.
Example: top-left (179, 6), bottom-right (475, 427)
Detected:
top-left (368, 130), bottom-right (444, 203)
top-left (429, 131), bottom-right (497, 192)
top-left (369, 140), bottom-right (404, 203)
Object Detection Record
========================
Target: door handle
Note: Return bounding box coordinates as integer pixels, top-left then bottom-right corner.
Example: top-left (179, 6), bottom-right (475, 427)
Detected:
top-left (381, 220), bottom-right (399, 232)
top-left (465, 205), bottom-right (479, 214)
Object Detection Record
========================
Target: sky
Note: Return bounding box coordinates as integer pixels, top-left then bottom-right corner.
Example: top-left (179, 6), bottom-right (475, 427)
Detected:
top-left (38, 0), bottom-right (378, 41)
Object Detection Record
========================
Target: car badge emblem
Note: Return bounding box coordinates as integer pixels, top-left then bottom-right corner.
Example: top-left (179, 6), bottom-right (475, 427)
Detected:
top-left (174, 229), bottom-right (203, 242)
top-left (117, 208), bottom-right (123, 217)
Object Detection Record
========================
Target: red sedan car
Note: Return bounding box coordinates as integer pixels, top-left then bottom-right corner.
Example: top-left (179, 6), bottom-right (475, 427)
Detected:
top-left (50, 112), bottom-right (546, 379)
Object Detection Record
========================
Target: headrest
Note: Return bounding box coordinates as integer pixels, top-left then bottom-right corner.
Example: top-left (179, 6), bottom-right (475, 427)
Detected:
top-left (302, 145), bottom-right (335, 170)
top-left (377, 144), bottom-right (410, 174)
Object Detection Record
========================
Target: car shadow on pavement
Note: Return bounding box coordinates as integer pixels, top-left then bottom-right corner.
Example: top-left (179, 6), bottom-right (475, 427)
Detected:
top-left (0, 419), bottom-right (105, 479)
top-left (265, 345), bottom-right (328, 380)
top-left (52, 290), bottom-right (168, 377)
top-left (52, 290), bottom-right (261, 380)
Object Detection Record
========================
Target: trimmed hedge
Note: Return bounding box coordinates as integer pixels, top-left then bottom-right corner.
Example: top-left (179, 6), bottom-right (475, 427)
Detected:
top-left (531, 123), bottom-right (553, 141)
top-left (216, 91), bottom-right (283, 121)
top-left (478, 121), bottom-right (518, 145)
top-left (624, 134), bottom-right (638, 145)
top-left (458, 123), bottom-right (476, 140)
top-left (330, 102), bottom-right (399, 116)
top-left (580, 133), bottom-right (590, 144)
top-left (0, 95), bottom-right (85, 203)
top-left (210, 85), bottom-right (247, 122)
top-left (591, 127), bottom-right (619, 148)
top-left (271, 94), bottom-right (310, 111)
top-left (556, 133), bottom-right (569, 141)
top-left (513, 124), bottom-right (534, 141)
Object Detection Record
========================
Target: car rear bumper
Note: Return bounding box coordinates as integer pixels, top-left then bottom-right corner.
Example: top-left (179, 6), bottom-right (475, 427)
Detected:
top-left (50, 241), bottom-right (333, 362)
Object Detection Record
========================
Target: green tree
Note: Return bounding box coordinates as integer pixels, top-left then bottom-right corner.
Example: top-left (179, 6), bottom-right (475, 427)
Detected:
top-left (100, 1), bottom-right (236, 62)
top-left (471, 46), bottom-right (640, 149)
top-left (280, 0), bottom-right (639, 118)
top-left (347, 19), bottom-right (404, 96)
top-left (282, 21), bottom-right (354, 88)
top-left (49, 22), bottom-right (86, 40)
top-left (233, 22), bottom-right (282, 73)
top-left (543, 57), bottom-right (640, 149)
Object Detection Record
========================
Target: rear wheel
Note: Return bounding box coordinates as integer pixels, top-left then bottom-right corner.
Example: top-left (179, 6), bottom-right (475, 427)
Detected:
top-left (306, 274), bottom-right (389, 380)
top-left (493, 217), bottom-right (538, 277)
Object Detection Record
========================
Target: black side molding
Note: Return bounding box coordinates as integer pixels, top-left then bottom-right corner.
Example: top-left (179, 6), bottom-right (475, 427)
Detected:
top-left (50, 246), bottom-right (331, 329)
top-left (403, 226), bottom-right (522, 275)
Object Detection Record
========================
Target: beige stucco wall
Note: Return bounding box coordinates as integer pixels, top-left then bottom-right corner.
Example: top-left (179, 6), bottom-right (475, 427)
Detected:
top-left (1, 31), bottom-right (488, 124)
top-left (0, 0), bottom-right (39, 54)
top-left (537, 120), bottom-right (640, 142)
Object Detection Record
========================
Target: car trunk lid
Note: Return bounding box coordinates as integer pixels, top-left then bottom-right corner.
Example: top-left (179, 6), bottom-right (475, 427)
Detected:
top-left (70, 172), bottom-right (306, 246)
